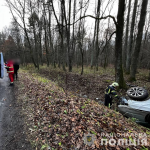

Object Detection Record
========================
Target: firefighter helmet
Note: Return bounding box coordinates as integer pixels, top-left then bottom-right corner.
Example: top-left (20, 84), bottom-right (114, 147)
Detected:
top-left (112, 82), bottom-right (119, 87)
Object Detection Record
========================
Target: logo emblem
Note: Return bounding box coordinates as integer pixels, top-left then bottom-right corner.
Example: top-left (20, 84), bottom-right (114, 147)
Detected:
top-left (83, 133), bottom-right (96, 146)
top-left (87, 136), bottom-right (92, 142)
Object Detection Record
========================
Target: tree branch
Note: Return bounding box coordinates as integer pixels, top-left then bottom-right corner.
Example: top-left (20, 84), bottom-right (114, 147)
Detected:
top-left (67, 15), bottom-right (117, 27)
top-left (100, 31), bottom-right (116, 55)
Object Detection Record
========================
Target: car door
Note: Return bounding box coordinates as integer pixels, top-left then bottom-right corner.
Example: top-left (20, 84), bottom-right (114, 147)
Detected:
top-left (0, 52), bottom-right (4, 78)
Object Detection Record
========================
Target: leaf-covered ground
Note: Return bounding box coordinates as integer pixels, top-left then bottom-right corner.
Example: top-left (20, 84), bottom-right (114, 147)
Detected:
top-left (16, 68), bottom-right (150, 150)
top-left (25, 66), bottom-right (123, 101)
top-left (25, 65), bottom-right (150, 102)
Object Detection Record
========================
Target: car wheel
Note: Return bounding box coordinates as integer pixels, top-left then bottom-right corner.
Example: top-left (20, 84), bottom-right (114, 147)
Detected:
top-left (145, 113), bottom-right (150, 124)
top-left (127, 87), bottom-right (149, 100)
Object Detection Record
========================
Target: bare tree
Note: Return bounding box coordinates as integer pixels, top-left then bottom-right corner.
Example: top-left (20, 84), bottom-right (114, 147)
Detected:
top-left (6, 0), bottom-right (38, 68)
top-left (130, 0), bottom-right (148, 81)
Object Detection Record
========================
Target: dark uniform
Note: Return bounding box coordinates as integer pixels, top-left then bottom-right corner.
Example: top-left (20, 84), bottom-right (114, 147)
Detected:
top-left (105, 85), bottom-right (119, 108)
top-left (13, 62), bottom-right (19, 80)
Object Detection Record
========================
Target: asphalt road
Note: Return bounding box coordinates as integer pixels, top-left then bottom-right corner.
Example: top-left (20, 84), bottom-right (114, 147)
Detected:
top-left (0, 72), bottom-right (32, 150)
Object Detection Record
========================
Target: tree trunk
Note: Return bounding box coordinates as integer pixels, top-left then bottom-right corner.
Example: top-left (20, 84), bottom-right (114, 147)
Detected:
top-left (48, 6), bottom-right (54, 67)
top-left (130, 0), bottom-right (148, 81)
top-left (115, 0), bottom-right (126, 89)
top-left (68, 0), bottom-right (72, 72)
top-left (61, 0), bottom-right (66, 71)
top-left (44, 16), bottom-right (50, 67)
top-left (71, 0), bottom-right (76, 70)
top-left (80, 45), bottom-right (84, 75)
top-left (38, 28), bottom-right (43, 66)
top-left (90, 20), bottom-right (96, 69)
top-left (123, 0), bottom-right (131, 69)
top-left (95, 0), bottom-right (101, 71)
top-left (126, 0), bottom-right (138, 74)
top-left (43, 2), bottom-right (50, 67)
top-left (23, 19), bottom-right (37, 68)
top-left (33, 25), bottom-right (39, 69)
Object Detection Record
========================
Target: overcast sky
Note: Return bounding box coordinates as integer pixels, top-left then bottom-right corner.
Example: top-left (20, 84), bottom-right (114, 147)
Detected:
top-left (0, 0), bottom-right (12, 31)
top-left (0, 0), bottom-right (118, 33)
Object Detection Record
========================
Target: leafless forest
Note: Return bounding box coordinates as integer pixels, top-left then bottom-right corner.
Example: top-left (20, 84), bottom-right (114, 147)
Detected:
top-left (1, 0), bottom-right (150, 88)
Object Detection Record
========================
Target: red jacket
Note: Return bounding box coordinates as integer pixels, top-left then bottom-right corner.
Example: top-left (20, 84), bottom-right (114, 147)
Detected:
top-left (6, 61), bottom-right (14, 74)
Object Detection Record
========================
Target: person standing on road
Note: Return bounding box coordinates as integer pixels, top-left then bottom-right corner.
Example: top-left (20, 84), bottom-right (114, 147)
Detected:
top-left (104, 82), bottom-right (120, 108)
top-left (5, 60), bottom-right (14, 86)
top-left (13, 59), bottom-right (20, 80)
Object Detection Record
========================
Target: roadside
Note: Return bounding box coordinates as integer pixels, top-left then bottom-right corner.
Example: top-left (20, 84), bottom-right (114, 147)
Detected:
top-left (18, 68), bottom-right (150, 149)
top-left (0, 72), bottom-right (32, 150)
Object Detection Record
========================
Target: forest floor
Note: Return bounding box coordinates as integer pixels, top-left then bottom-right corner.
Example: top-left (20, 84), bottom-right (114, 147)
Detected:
top-left (23, 65), bottom-right (150, 101)
top-left (16, 65), bottom-right (150, 149)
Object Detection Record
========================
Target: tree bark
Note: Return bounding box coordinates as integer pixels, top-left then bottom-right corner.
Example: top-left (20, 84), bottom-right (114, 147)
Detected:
top-left (90, 19), bottom-right (96, 69)
top-left (30, 4), bottom-right (39, 69)
top-left (68, 0), bottom-right (72, 72)
top-left (95, 0), bottom-right (101, 71)
top-left (61, 0), bottom-right (66, 71)
top-left (71, 0), bottom-right (76, 69)
top-left (126, 0), bottom-right (138, 74)
top-left (43, 3), bottom-right (50, 67)
top-left (115, 0), bottom-right (126, 88)
top-left (48, 5), bottom-right (54, 67)
top-left (123, 0), bottom-right (131, 69)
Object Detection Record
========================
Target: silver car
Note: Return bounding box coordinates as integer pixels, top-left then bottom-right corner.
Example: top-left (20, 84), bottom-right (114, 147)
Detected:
top-left (118, 97), bottom-right (150, 123)
top-left (118, 86), bottom-right (150, 126)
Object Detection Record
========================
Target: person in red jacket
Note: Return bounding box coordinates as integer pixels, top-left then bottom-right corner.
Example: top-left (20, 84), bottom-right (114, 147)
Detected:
top-left (6, 60), bottom-right (14, 86)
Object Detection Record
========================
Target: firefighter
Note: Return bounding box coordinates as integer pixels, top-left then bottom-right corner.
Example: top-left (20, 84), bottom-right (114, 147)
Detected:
top-left (6, 60), bottom-right (14, 86)
top-left (104, 82), bottom-right (120, 108)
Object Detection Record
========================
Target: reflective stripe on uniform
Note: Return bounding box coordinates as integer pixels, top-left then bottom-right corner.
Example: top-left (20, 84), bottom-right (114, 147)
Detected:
top-left (6, 66), bottom-right (13, 68)
top-left (114, 95), bottom-right (118, 97)
top-left (7, 71), bottom-right (14, 73)
top-left (105, 88), bottom-right (111, 94)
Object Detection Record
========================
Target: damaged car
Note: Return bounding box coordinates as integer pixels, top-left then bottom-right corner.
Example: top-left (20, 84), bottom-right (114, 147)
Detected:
top-left (118, 87), bottom-right (150, 124)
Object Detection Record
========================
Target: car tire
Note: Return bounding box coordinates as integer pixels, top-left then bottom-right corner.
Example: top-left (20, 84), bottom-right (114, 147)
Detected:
top-left (127, 87), bottom-right (149, 101)
top-left (145, 113), bottom-right (150, 124)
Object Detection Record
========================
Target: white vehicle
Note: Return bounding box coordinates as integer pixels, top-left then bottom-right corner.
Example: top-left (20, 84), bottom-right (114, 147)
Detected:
top-left (118, 97), bottom-right (150, 123)
top-left (0, 52), bottom-right (4, 78)
top-left (118, 87), bottom-right (150, 124)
